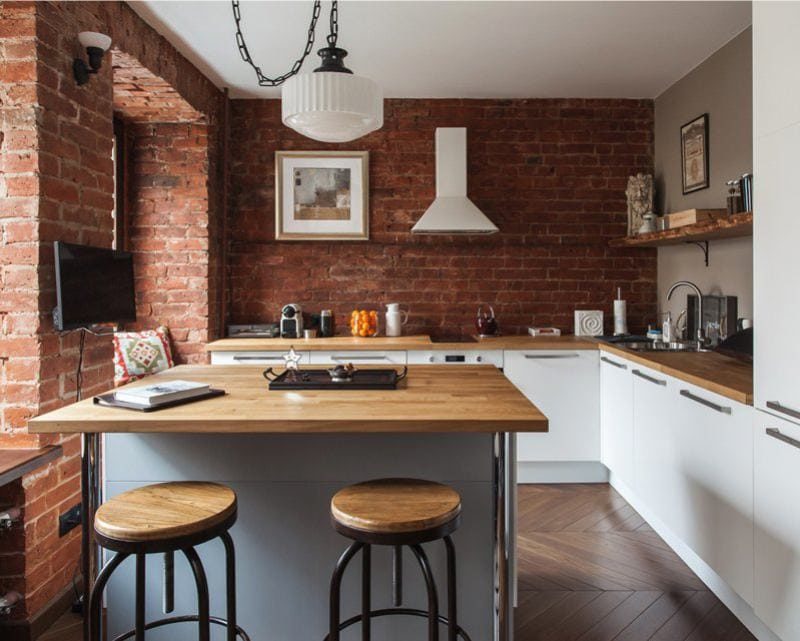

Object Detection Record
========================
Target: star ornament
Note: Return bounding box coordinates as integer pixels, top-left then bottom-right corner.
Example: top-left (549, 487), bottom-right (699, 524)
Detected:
top-left (283, 346), bottom-right (303, 372)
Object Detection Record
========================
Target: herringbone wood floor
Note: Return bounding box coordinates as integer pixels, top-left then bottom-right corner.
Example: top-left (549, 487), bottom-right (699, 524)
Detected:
top-left (515, 484), bottom-right (756, 641)
top-left (41, 484), bottom-right (756, 641)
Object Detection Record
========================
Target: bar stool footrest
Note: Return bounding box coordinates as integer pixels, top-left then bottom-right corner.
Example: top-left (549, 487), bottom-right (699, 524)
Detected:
top-left (323, 607), bottom-right (472, 641)
top-left (111, 614), bottom-right (251, 641)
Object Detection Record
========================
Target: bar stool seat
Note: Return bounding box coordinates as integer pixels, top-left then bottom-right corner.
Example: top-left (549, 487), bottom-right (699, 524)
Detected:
top-left (89, 481), bottom-right (249, 641)
top-left (331, 478), bottom-right (461, 537)
top-left (327, 478), bottom-right (471, 641)
top-left (95, 481), bottom-right (237, 546)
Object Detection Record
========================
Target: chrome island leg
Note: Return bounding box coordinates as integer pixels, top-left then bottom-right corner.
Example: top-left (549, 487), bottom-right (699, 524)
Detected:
top-left (81, 432), bottom-right (102, 641)
top-left (493, 432), bottom-right (516, 641)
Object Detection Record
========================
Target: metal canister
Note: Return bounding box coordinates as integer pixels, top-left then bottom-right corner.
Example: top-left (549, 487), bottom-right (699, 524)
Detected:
top-left (741, 173), bottom-right (753, 212)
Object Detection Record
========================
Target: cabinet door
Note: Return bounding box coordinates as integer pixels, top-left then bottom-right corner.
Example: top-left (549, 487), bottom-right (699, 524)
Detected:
top-left (632, 365), bottom-right (675, 520)
top-left (308, 351), bottom-right (407, 365)
top-left (210, 351), bottom-right (310, 365)
top-left (754, 124), bottom-right (800, 423)
top-left (599, 354), bottom-right (634, 487)
top-left (754, 1), bottom-right (800, 138)
top-left (673, 383), bottom-right (754, 605)
top-left (754, 412), bottom-right (800, 640)
top-left (504, 350), bottom-right (599, 462)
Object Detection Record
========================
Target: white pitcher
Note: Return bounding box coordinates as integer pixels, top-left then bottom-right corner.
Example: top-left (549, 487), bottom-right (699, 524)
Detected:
top-left (385, 303), bottom-right (409, 337)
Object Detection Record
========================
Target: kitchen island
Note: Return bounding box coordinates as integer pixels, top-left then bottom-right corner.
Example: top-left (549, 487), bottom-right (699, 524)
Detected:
top-left (29, 364), bottom-right (546, 641)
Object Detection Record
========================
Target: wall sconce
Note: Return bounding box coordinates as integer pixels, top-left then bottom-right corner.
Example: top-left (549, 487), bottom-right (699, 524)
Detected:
top-left (73, 31), bottom-right (112, 86)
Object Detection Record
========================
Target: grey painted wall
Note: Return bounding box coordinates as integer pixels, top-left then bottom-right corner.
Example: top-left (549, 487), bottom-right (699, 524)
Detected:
top-left (654, 27), bottom-right (753, 325)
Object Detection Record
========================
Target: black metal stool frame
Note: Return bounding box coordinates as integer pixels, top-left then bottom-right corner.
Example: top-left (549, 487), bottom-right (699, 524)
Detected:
top-left (326, 515), bottom-right (472, 641)
top-left (89, 510), bottom-right (250, 641)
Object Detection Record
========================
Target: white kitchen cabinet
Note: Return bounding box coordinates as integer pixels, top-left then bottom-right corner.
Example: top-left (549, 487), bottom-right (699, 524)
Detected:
top-left (754, 1), bottom-right (800, 138)
top-left (210, 350), bottom-right (310, 365)
top-left (632, 364), bottom-right (674, 520)
top-left (599, 354), bottom-right (634, 487)
top-left (754, 1), bottom-right (800, 425)
top-left (673, 382), bottom-right (754, 605)
top-left (753, 124), bottom-right (800, 425)
top-left (754, 412), bottom-right (800, 641)
top-left (504, 350), bottom-right (599, 462)
top-left (308, 350), bottom-right (407, 365)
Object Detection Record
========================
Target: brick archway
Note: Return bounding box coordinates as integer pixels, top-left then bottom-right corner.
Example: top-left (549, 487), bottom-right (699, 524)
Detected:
top-left (111, 50), bottom-right (216, 364)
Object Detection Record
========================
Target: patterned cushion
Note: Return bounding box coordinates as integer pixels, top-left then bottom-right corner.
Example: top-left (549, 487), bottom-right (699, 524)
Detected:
top-left (113, 326), bottom-right (174, 386)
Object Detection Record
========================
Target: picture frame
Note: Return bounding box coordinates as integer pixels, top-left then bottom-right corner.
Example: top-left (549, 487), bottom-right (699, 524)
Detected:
top-left (275, 151), bottom-right (369, 241)
top-left (680, 113), bottom-right (709, 194)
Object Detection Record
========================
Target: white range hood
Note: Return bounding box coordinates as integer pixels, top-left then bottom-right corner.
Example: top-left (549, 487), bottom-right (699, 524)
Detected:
top-left (411, 128), bottom-right (498, 235)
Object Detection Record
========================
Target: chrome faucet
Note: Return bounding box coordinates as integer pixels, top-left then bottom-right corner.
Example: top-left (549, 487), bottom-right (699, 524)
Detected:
top-left (667, 280), bottom-right (705, 346)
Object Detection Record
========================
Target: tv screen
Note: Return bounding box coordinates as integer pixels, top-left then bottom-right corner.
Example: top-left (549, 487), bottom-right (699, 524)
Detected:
top-left (54, 241), bottom-right (136, 331)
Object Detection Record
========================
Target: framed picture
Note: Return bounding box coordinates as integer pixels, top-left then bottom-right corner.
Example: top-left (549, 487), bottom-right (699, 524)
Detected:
top-left (680, 113), bottom-right (709, 194)
top-left (275, 151), bottom-right (369, 241)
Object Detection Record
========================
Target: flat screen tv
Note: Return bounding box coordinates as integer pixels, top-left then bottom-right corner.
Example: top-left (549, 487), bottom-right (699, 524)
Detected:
top-left (54, 241), bottom-right (136, 331)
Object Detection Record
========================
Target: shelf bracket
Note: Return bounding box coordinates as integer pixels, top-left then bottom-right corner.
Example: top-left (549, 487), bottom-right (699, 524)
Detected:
top-left (686, 240), bottom-right (710, 267)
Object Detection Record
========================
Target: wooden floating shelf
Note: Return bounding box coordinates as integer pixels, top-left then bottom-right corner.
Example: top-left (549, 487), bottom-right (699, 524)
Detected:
top-left (610, 211), bottom-right (753, 248)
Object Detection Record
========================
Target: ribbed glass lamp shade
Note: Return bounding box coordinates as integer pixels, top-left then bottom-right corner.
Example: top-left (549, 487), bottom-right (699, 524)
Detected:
top-left (281, 72), bottom-right (383, 143)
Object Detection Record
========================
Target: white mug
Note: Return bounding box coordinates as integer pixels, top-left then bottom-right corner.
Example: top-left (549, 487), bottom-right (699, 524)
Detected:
top-left (385, 304), bottom-right (409, 337)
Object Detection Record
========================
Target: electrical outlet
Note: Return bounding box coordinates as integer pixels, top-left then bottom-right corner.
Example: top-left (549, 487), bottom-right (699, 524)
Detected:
top-left (59, 503), bottom-right (81, 537)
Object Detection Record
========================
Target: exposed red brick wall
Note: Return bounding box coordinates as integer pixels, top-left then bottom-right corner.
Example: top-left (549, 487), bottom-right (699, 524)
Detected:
top-left (0, 1), bottom-right (224, 626)
top-left (228, 99), bottom-right (657, 336)
top-left (127, 122), bottom-right (213, 363)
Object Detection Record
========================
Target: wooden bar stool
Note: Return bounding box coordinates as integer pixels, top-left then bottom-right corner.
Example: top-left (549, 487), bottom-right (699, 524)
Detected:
top-left (89, 481), bottom-right (250, 641)
top-left (326, 478), bottom-right (472, 641)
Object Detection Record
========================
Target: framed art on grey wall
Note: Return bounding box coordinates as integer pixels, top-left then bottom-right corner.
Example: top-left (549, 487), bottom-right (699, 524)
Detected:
top-left (680, 113), bottom-right (709, 194)
top-left (275, 151), bottom-right (369, 240)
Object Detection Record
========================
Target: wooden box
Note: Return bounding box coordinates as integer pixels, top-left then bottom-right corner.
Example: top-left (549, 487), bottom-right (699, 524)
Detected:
top-left (664, 208), bottom-right (726, 229)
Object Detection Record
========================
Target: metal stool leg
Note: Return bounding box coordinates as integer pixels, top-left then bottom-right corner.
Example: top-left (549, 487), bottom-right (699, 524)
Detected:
top-left (444, 536), bottom-right (457, 641)
top-left (135, 554), bottom-right (146, 641)
top-left (410, 544), bottom-right (439, 641)
top-left (392, 546), bottom-right (403, 607)
top-left (362, 544), bottom-right (371, 641)
top-left (329, 541), bottom-right (363, 641)
top-left (88, 552), bottom-right (129, 641)
top-left (221, 531), bottom-right (238, 641)
top-left (183, 547), bottom-right (211, 641)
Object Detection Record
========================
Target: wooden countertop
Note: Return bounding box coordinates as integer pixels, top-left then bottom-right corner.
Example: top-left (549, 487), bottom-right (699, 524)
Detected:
top-left (0, 446), bottom-right (62, 486)
top-left (205, 334), bottom-right (752, 404)
top-left (28, 365), bottom-right (548, 435)
top-left (206, 335), bottom-right (598, 351)
top-left (600, 344), bottom-right (753, 405)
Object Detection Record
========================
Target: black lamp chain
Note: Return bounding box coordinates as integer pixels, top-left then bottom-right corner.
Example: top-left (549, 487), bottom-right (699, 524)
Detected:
top-left (327, 0), bottom-right (339, 48)
top-left (232, 0), bottom-right (341, 88)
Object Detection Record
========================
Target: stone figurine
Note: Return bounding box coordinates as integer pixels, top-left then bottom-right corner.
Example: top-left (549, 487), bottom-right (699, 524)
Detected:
top-left (625, 173), bottom-right (654, 236)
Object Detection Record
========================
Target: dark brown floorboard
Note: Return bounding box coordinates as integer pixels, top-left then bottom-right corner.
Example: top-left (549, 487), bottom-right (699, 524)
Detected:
top-left (516, 484), bottom-right (757, 641)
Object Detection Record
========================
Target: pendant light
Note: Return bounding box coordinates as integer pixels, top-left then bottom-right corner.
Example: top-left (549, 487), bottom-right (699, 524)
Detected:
top-left (232, 0), bottom-right (383, 143)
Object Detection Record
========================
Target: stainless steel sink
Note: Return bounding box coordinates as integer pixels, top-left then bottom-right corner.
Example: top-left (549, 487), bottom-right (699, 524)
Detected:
top-left (623, 341), bottom-right (711, 353)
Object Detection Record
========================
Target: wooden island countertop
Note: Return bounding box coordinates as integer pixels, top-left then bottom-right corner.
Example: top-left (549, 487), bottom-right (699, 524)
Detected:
top-left (28, 364), bottom-right (548, 435)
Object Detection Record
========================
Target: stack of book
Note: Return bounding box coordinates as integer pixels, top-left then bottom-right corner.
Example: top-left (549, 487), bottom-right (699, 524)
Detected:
top-left (114, 380), bottom-right (211, 409)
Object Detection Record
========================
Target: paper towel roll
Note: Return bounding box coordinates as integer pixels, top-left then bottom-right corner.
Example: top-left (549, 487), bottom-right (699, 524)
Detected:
top-left (613, 299), bottom-right (628, 336)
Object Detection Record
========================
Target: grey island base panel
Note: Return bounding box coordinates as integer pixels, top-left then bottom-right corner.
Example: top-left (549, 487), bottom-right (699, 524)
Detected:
top-left (102, 433), bottom-right (509, 641)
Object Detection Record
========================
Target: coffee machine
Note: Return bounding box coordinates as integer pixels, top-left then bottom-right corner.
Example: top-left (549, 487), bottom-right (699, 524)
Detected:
top-left (280, 304), bottom-right (303, 338)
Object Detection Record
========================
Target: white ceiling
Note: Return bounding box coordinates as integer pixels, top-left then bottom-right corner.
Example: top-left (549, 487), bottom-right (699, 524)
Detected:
top-left (130, 1), bottom-right (751, 99)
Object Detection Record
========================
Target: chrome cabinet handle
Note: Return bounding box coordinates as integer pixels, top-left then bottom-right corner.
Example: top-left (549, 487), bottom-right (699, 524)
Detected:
top-left (680, 389), bottom-right (731, 414)
top-left (524, 353), bottom-right (580, 359)
top-left (766, 401), bottom-right (800, 422)
top-left (600, 356), bottom-right (627, 370)
top-left (332, 355), bottom-right (388, 361)
top-left (233, 355), bottom-right (284, 361)
top-left (766, 428), bottom-right (800, 451)
top-left (632, 369), bottom-right (666, 386)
